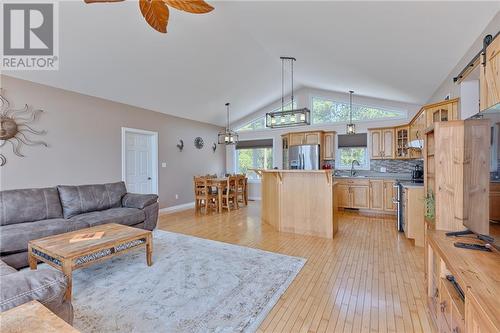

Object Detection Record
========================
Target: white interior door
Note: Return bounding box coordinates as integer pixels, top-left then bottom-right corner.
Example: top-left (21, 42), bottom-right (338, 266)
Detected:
top-left (124, 131), bottom-right (155, 194)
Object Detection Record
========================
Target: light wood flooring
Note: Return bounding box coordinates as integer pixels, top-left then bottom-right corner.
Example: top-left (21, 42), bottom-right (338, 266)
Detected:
top-left (158, 202), bottom-right (433, 333)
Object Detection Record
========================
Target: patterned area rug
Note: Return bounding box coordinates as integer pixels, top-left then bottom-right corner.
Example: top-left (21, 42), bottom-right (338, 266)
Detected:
top-left (71, 230), bottom-right (305, 333)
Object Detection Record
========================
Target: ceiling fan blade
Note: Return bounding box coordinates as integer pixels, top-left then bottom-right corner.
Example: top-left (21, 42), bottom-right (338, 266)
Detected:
top-left (139, 0), bottom-right (170, 33)
top-left (164, 0), bottom-right (214, 14)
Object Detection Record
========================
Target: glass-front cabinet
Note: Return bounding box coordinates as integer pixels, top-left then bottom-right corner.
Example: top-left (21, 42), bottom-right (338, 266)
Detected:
top-left (395, 126), bottom-right (409, 159)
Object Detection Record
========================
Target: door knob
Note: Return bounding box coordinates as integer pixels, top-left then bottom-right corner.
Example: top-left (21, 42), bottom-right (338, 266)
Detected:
top-left (148, 177), bottom-right (152, 180)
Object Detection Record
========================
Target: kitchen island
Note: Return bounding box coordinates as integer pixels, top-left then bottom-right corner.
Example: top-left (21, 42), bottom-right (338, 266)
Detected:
top-left (253, 169), bottom-right (336, 238)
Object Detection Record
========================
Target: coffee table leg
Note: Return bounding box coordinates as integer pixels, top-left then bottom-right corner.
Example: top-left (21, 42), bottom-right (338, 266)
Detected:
top-left (27, 245), bottom-right (37, 270)
top-left (146, 235), bottom-right (153, 266)
top-left (62, 261), bottom-right (72, 301)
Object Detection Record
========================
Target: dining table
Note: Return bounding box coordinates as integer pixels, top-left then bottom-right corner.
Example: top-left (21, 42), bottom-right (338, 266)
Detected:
top-left (206, 178), bottom-right (229, 213)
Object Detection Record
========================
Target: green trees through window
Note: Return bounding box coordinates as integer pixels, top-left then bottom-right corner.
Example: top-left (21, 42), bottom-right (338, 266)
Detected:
top-left (236, 101), bottom-right (296, 132)
top-left (312, 97), bottom-right (406, 124)
top-left (236, 148), bottom-right (273, 179)
top-left (337, 147), bottom-right (368, 169)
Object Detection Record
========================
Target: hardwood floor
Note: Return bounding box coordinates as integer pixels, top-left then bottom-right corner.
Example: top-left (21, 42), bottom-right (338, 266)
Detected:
top-left (158, 202), bottom-right (433, 333)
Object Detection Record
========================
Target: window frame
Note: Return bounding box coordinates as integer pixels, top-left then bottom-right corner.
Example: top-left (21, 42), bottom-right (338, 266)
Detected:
top-left (234, 139), bottom-right (274, 180)
top-left (334, 146), bottom-right (370, 171)
top-left (310, 95), bottom-right (408, 125)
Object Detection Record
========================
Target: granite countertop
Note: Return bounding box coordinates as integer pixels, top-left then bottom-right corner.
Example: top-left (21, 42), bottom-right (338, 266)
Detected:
top-left (333, 171), bottom-right (413, 181)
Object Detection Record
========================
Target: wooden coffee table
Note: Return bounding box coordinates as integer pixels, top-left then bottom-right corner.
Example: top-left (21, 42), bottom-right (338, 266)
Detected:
top-left (28, 223), bottom-right (153, 301)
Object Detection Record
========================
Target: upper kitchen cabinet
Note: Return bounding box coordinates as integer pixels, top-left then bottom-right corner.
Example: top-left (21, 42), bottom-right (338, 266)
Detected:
top-left (425, 99), bottom-right (459, 128)
top-left (322, 131), bottom-right (335, 160)
top-left (370, 128), bottom-right (394, 159)
top-left (480, 36), bottom-right (500, 111)
top-left (304, 132), bottom-right (321, 145)
top-left (408, 110), bottom-right (426, 159)
top-left (288, 132), bottom-right (305, 146)
top-left (395, 126), bottom-right (410, 159)
top-left (285, 131), bottom-right (322, 146)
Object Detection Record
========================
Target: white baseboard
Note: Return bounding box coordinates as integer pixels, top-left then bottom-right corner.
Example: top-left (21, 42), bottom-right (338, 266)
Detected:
top-left (248, 197), bottom-right (261, 201)
top-left (159, 202), bottom-right (195, 214)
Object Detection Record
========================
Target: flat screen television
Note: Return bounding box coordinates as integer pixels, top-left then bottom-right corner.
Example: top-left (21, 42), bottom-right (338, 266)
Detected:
top-left (464, 107), bottom-right (500, 250)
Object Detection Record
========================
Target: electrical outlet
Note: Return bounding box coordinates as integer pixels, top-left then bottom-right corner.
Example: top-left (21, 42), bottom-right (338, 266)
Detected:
top-left (380, 167), bottom-right (387, 173)
top-left (175, 194), bottom-right (179, 200)
top-left (161, 162), bottom-right (167, 168)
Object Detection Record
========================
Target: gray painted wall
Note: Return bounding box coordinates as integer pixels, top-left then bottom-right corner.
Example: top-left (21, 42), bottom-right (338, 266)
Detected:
top-left (0, 75), bottom-right (226, 209)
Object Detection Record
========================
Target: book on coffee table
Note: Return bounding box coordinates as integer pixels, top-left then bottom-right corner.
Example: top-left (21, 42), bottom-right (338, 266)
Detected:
top-left (69, 231), bottom-right (104, 243)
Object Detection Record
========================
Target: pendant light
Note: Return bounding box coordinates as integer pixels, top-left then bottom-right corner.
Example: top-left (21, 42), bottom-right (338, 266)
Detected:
top-left (346, 90), bottom-right (356, 135)
top-left (218, 102), bottom-right (238, 145)
top-left (266, 57), bottom-right (311, 128)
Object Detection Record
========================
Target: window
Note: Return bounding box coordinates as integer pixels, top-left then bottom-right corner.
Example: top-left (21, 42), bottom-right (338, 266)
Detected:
top-left (336, 147), bottom-right (369, 170)
top-left (236, 101), bottom-right (297, 132)
top-left (236, 148), bottom-right (273, 179)
top-left (335, 133), bottom-right (369, 170)
top-left (235, 139), bottom-right (273, 179)
top-left (311, 97), bottom-right (407, 125)
top-left (236, 117), bottom-right (266, 132)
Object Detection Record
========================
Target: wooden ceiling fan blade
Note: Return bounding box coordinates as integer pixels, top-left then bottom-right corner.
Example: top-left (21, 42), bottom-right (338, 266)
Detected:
top-left (164, 0), bottom-right (214, 14)
top-left (139, 0), bottom-right (170, 33)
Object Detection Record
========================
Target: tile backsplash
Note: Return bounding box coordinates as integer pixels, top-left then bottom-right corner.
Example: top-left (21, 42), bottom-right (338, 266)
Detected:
top-left (370, 159), bottom-right (423, 174)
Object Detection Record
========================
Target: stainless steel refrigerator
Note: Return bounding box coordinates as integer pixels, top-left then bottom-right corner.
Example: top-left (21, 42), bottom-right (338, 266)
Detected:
top-left (288, 144), bottom-right (320, 170)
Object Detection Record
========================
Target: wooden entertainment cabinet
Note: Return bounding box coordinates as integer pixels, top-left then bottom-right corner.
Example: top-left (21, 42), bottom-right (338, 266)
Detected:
top-left (426, 231), bottom-right (500, 333)
top-left (424, 119), bottom-right (499, 332)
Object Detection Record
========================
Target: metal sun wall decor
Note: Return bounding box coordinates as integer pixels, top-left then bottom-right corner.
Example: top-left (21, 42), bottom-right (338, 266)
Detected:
top-left (84, 0), bottom-right (214, 34)
top-left (0, 93), bottom-right (48, 166)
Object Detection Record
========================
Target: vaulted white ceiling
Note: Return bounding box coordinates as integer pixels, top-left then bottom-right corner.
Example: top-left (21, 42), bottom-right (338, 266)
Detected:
top-left (6, 1), bottom-right (500, 125)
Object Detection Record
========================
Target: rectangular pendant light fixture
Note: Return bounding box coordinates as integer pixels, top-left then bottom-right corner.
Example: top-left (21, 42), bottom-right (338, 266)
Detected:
top-left (265, 108), bottom-right (311, 128)
top-left (266, 56), bottom-right (311, 129)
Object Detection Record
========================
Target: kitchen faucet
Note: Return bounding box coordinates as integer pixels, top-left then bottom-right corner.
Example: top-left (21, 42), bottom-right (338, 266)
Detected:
top-left (350, 160), bottom-right (360, 176)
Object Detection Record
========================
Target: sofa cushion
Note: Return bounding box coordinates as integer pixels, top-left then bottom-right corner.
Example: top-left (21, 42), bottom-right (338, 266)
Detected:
top-left (0, 219), bottom-right (89, 255)
top-left (0, 260), bottom-right (17, 276)
top-left (0, 188), bottom-right (63, 226)
top-left (57, 182), bottom-right (127, 218)
top-left (69, 207), bottom-right (145, 227)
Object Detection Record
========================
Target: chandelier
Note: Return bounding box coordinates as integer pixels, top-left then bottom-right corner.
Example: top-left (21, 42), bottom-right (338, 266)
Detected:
top-left (266, 57), bottom-right (310, 128)
top-left (346, 90), bottom-right (356, 135)
top-left (218, 102), bottom-right (238, 145)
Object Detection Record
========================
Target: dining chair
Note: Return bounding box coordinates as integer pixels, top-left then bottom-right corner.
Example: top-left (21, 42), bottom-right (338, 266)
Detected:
top-left (236, 174), bottom-right (247, 206)
top-left (193, 176), bottom-right (218, 215)
top-left (221, 176), bottom-right (238, 212)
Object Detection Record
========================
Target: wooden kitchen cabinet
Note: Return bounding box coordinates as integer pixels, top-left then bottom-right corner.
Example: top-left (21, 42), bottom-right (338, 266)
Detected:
top-left (395, 126), bottom-right (410, 159)
top-left (403, 186), bottom-right (424, 247)
top-left (334, 178), bottom-right (396, 214)
top-left (480, 35), bottom-right (500, 111)
top-left (289, 133), bottom-right (305, 146)
top-left (336, 184), bottom-right (351, 208)
top-left (304, 132), bottom-right (321, 145)
top-left (322, 131), bottom-right (335, 160)
top-left (409, 110), bottom-right (425, 159)
top-left (383, 180), bottom-right (396, 212)
top-left (370, 128), bottom-right (394, 159)
top-left (351, 185), bottom-right (369, 209)
top-left (425, 99), bottom-right (459, 128)
top-left (287, 131), bottom-right (321, 146)
top-left (369, 180), bottom-right (384, 211)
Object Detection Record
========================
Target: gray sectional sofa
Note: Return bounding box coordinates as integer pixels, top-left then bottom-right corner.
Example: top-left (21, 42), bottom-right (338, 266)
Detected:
top-left (0, 181), bottom-right (159, 323)
top-left (0, 181), bottom-right (159, 269)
